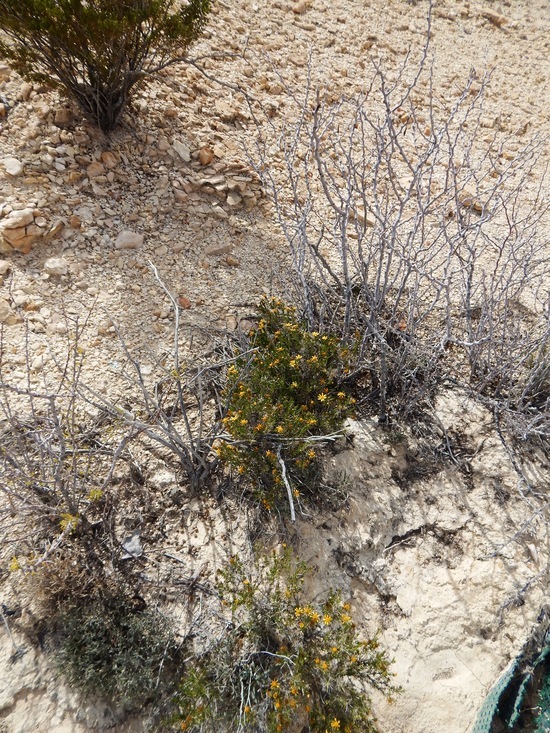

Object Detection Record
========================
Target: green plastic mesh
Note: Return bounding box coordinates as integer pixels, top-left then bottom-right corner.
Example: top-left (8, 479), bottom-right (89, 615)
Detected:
top-left (471, 660), bottom-right (517, 733)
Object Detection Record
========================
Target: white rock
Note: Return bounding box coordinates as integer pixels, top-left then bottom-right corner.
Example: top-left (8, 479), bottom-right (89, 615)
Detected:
top-left (0, 260), bottom-right (12, 275)
top-left (1, 157), bottom-right (24, 177)
top-left (115, 230), bottom-right (144, 249)
top-left (44, 257), bottom-right (69, 276)
top-left (211, 206), bottom-right (229, 220)
top-left (0, 64), bottom-right (11, 81)
top-left (227, 192), bottom-right (242, 207)
top-left (2, 208), bottom-right (35, 229)
top-left (173, 140), bottom-right (191, 162)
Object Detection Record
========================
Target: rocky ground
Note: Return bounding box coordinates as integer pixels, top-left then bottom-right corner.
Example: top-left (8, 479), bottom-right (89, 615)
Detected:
top-left (0, 0), bottom-right (549, 731)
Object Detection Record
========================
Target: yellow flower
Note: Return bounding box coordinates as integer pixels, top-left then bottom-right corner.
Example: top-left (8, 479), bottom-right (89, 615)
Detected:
top-left (321, 661), bottom-right (329, 670)
top-left (317, 393), bottom-right (327, 402)
top-left (310, 611), bottom-right (320, 623)
top-left (307, 449), bottom-right (316, 458)
top-left (291, 381), bottom-right (298, 388)
top-left (323, 614), bottom-right (332, 625)
top-left (331, 719), bottom-right (341, 729)
top-left (240, 418), bottom-right (248, 425)
top-left (341, 613), bottom-right (352, 623)
top-left (332, 646), bottom-right (339, 653)
top-left (309, 355), bottom-right (318, 363)
top-left (244, 705), bottom-right (251, 714)
top-left (337, 392), bottom-right (346, 399)
top-left (276, 425), bottom-right (284, 433)
top-left (271, 679), bottom-right (280, 689)
top-left (293, 489), bottom-right (300, 498)
top-left (342, 602), bottom-right (351, 611)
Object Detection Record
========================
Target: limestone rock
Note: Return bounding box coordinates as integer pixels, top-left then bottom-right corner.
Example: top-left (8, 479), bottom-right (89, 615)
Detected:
top-left (0, 298), bottom-right (19, 325)
top-left (1, 157), bottom-right (24, 177)
top-left (0, 259), bottom-right (11, 275)
top-left (115, 230), bottom-right (144, 249)
top-left (204, 242), bottom-right (232, 257)
top-left (198, 146), bottom-right (214, 166)
top-left (87, 161), bottom-right (105, 178)
top-left (173, 140), bottom-right (191, 162)
top-left (100, 151), bottom-right (118, 169)
top-left (44, 257), bottom-right (69, 276)
top-left (0, 64), bottom-right (11, 81)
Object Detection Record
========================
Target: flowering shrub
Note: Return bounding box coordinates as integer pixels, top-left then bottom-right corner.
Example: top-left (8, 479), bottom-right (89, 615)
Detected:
top-left (218, 298), bottom-right (356, 512)
top-left (171, 547), bottom-right (397, 732)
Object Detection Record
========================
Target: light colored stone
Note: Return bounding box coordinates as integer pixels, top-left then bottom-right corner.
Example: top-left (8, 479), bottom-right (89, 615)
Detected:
top-left (173, 140), bottom-right (191, 162)
top-left (0, 260), bottom-right (11, 275)
top-left (18, 82), bottom-right (33, 101)
top-left (2, 209), bottom-right (34, 229)
top-left (0, 298), bottom-right (19, 325)
top-left (115, 230), bottom-right (144, 249)
top-left (0, 64), bottom-right (10, 81)
top-left (211, 205), bottom-right (229, 220)
top-left (204, 242), bottom-right (232, 257)
top-left (226, 254), bottom-right (240, 267)
top-left (1, 157), bottom-right (24, 177)
top-left (44, 257), bottom-right (69, 276)
top-left (226, 192), bottom-right (242, 207)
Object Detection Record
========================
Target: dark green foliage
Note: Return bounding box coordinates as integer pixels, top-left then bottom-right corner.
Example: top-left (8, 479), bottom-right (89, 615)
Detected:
top-left (54, 591), bottom-right (179, 707)
top-left (0, 0), bottom-right (211, 130)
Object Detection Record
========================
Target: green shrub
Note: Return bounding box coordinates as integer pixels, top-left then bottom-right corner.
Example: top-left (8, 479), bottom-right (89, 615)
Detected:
top-left (53, 590), bottom-right (179, 707)
top-left (171, 547), bottom-right (397, 733)
top-left (219, 298), bottom-right (356, 512)
top-left (0, 0), bottom-right (211, 131)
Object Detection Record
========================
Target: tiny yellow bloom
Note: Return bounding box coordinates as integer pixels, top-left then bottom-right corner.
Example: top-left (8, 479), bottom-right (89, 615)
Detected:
top-left (331, 719), bottom-right (341, 729)
top-left (337, 392), bottom-right (346, 399)
top-left (244, 705), bottom-right (251, 714)
top-left (323, 614), bottom-right (332, 625)
top-left (307, 449), bottom-right (316, 458)
top-left (291, 381), bottom-right (298, 388)
top-left (317, 393), bottom-right (327, 402)
top-left (275, 425), bottom-right (284, 433)
top-left (341, 613), bottom-right (352, 623)
top-left (270, 679), bottom-right (280, 689)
